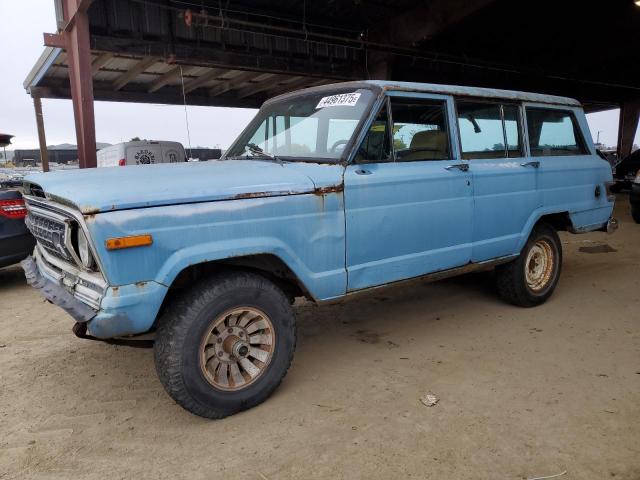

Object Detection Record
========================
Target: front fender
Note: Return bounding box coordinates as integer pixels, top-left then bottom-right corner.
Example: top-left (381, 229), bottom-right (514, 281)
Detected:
top-left (86, 193), bottom-right (347, 301)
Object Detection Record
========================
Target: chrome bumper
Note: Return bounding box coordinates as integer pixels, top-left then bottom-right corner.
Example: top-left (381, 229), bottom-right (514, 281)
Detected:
top-left (21, 255), bottom-right (97, 323)
top-left (29, 245), bottom-right (106, 309)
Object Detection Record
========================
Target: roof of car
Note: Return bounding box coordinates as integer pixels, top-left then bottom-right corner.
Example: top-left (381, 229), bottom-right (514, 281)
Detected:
top-left (269, 80), bottom-right (581, 107)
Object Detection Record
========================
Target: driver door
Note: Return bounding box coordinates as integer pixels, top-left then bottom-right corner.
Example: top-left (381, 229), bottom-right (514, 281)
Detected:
top-left (343, 93), bottom-right (474, 291)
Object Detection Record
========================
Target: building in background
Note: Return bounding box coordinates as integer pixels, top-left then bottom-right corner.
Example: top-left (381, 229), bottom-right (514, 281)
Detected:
top-left (0, 134), bottom-right (13, 164)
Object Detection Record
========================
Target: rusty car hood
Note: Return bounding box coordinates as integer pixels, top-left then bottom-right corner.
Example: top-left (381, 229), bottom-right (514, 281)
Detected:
top-left (24, 160), bottom-right (344, 214)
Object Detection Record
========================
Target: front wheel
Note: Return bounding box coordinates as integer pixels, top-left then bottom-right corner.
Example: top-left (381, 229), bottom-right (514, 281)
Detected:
top-left (495, 224), bottom-right (562, 307)
top-left (154, 271), bottom-right (296, 419)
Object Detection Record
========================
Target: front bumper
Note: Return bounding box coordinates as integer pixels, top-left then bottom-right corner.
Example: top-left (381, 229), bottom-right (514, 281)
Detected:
top-left (22, 255), bottom-right (97, 322)
top-left (21, 253), bottom-right (168, 339)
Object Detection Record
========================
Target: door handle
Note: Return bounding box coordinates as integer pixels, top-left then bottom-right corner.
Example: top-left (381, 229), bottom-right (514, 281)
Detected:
top-left (445, 163), bottom-right (469, 172)
top-left (520, 161), bottom-right (540, 168)
top-left (355, 168), bottom-right (372, 175)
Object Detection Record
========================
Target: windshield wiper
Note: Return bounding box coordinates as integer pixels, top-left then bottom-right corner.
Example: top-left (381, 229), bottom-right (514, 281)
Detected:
top-left (246, 143), bottom-right (271, 157)
top-left (245, 143), bottom-right (284, 163)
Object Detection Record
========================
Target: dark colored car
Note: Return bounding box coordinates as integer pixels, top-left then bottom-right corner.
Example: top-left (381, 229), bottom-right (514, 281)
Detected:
top-left (631, 177), bottom-right (640, 224)
top-left (612, 149), bottom-right (640, 191)
top-left (0, 189), bottom-right (35, 268)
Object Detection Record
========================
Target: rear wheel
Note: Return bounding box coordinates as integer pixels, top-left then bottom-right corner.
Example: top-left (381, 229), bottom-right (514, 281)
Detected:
top-left (154, 271), bottom-right (296, 419)
top-left (495, 224), bottom-right (562, 307)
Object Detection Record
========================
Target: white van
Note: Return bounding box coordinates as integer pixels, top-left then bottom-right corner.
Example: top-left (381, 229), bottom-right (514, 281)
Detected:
top-left (97, 141), bottom-right (187, 167)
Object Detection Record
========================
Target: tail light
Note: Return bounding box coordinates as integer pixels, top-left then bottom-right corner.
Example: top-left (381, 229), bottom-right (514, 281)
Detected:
top-left (118, 158), bottom-right (126, 166)
top-left (0, 199), bottom-right (27, 219)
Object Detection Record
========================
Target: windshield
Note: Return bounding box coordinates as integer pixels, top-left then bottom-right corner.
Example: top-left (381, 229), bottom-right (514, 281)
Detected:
top-left (225, 88), bottom-right (375, 162)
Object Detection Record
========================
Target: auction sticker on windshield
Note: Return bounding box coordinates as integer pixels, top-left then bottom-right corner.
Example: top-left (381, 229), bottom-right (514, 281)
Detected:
top-left (316, 92), bottom-right (361, 109)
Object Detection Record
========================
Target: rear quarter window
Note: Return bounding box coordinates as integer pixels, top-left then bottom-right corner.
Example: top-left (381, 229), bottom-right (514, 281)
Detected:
top-left (525, 108), bottom-right (588, 157)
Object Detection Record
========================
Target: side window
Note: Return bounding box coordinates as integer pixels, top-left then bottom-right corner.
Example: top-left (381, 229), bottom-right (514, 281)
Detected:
top-left (390, 98), bottom-right (450, 161)
top-left (457, 101), bottom-right (523, 159)
top-left (355, 102), bottom-right (391, 163)
top-left (526, 108), bottom-right (588, 157)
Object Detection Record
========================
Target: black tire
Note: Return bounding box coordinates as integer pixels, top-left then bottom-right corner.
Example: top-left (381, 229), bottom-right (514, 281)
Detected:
top-left (495, 224), bottom-right (562, 307)
top-left (632, 207), bottom-right (640, 224)
top-left (154, 271), bottom-right (296, 419)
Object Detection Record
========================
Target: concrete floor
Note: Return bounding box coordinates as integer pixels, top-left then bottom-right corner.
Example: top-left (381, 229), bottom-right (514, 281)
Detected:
top-left (1, 196), bottom-right (638, 480)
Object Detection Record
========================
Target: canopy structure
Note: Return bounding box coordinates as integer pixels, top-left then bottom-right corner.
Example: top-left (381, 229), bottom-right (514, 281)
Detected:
top-left (24, 0), bottom-right (640, 168)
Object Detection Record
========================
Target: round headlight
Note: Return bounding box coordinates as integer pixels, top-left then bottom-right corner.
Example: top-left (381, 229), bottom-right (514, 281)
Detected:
top-left (76, 228), bottom-right (94, 268)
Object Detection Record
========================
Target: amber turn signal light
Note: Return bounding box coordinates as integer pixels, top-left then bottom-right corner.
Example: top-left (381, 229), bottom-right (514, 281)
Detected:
top-left (105, 234), bottom-right (153, 250)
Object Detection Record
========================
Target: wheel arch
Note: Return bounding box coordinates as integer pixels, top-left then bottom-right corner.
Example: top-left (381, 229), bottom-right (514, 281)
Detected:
top-left (154, 254), bottom-right (315, 327)
top-left (535, 211), bottom-right (572, 232)
top-left (516, 210), bottom-right (572, 252)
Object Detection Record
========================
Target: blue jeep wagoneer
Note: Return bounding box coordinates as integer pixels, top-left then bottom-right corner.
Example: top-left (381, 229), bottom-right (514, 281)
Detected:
top-left (21, 81), bottom-right (617, 418)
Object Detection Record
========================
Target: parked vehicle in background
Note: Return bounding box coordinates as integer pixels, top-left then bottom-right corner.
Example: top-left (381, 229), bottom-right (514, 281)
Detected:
top-left (0, 174), bottom-right (25, 190)
top-left (630, 173), bottom-right (640, 223)
top-left (20, 81), bottom-right (616, 419)
top-left (611, 149), bottom-right (640, 191)
top-left (187, 148), bottom-right (223, 161)
top-left (97, 140), bottom-right (186, 167)
top-left (0, 188), bottom-right (35, 269)
top-left (595, 147), bottom-right (618, 168)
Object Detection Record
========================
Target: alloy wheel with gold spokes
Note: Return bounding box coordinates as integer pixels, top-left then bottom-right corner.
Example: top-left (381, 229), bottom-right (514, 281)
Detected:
top-left (154, 271), bottom-right (296, 419)
top-left (200, 307), bottom-right (275, 391)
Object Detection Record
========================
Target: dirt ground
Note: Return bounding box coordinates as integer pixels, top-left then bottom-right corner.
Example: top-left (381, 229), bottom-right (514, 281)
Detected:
top-left (1, 196), bottom-right (639, 480)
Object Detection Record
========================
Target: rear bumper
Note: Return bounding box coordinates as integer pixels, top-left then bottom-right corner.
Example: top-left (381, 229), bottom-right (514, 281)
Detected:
top-left (21, 254), bottom-right (168, 339)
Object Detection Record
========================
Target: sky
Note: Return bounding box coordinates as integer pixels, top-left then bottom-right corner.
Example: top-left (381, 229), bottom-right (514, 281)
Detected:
top-left (0, 0), bottom-right (637, 151)
top-left (0, 1), bottom-right (256, 151)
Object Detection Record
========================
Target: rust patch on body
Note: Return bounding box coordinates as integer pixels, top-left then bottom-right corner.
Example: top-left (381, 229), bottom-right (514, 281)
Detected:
top-left (232, 184), bottom-right (344, 201)
top-left (313, 184), bottom-right (344, 195)
top-left (232, 191), bottom-right (285, 200)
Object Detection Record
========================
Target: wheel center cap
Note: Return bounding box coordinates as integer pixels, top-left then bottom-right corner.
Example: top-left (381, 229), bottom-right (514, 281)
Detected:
top-left (222, 334), bottom-right (250, 359)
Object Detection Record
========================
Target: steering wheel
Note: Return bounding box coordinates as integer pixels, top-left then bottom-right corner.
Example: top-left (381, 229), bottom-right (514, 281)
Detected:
top-left (329, 139), bottom-right (349, 154)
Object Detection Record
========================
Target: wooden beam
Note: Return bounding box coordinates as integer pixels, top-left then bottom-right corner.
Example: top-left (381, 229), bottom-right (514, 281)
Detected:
top-left (182, 67), bottom-right (224, 94)
top-left (236, 74), bottom-right (288, 98)
top-left (90, 52), bottom-right (113, 75)
top-left (617, 100), bottom-right (640, 159)
top-left (62, 0), bottom-right (93, 32)
top-left (63, 0), bottom-right (97, 168)
top-left (43, 32), bottom-right (65, 48)
top-left (267, 78), bottom-right (329, 97)
top-left (148, 65), bottom-right (196, 93)
top-left (208, 71), bottom-right (261, 97)
top-left (34, 81), bottom-right (263, 108)
top-left (112, 57), bottom-right (158, 91)
top-left (32, 96), bottom-right (49, 172)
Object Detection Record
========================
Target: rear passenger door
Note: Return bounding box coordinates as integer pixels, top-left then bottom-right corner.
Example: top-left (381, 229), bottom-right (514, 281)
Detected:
top-left (524, 105), bottom-right (610, 228)
top-left (456, 100), bottom-right (541, 261)
top-left (344, 93), bottom-right (473, 291)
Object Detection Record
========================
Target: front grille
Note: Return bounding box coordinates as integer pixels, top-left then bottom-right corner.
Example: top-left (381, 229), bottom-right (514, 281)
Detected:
top-left (25, 213), bottom-right (74, 262)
